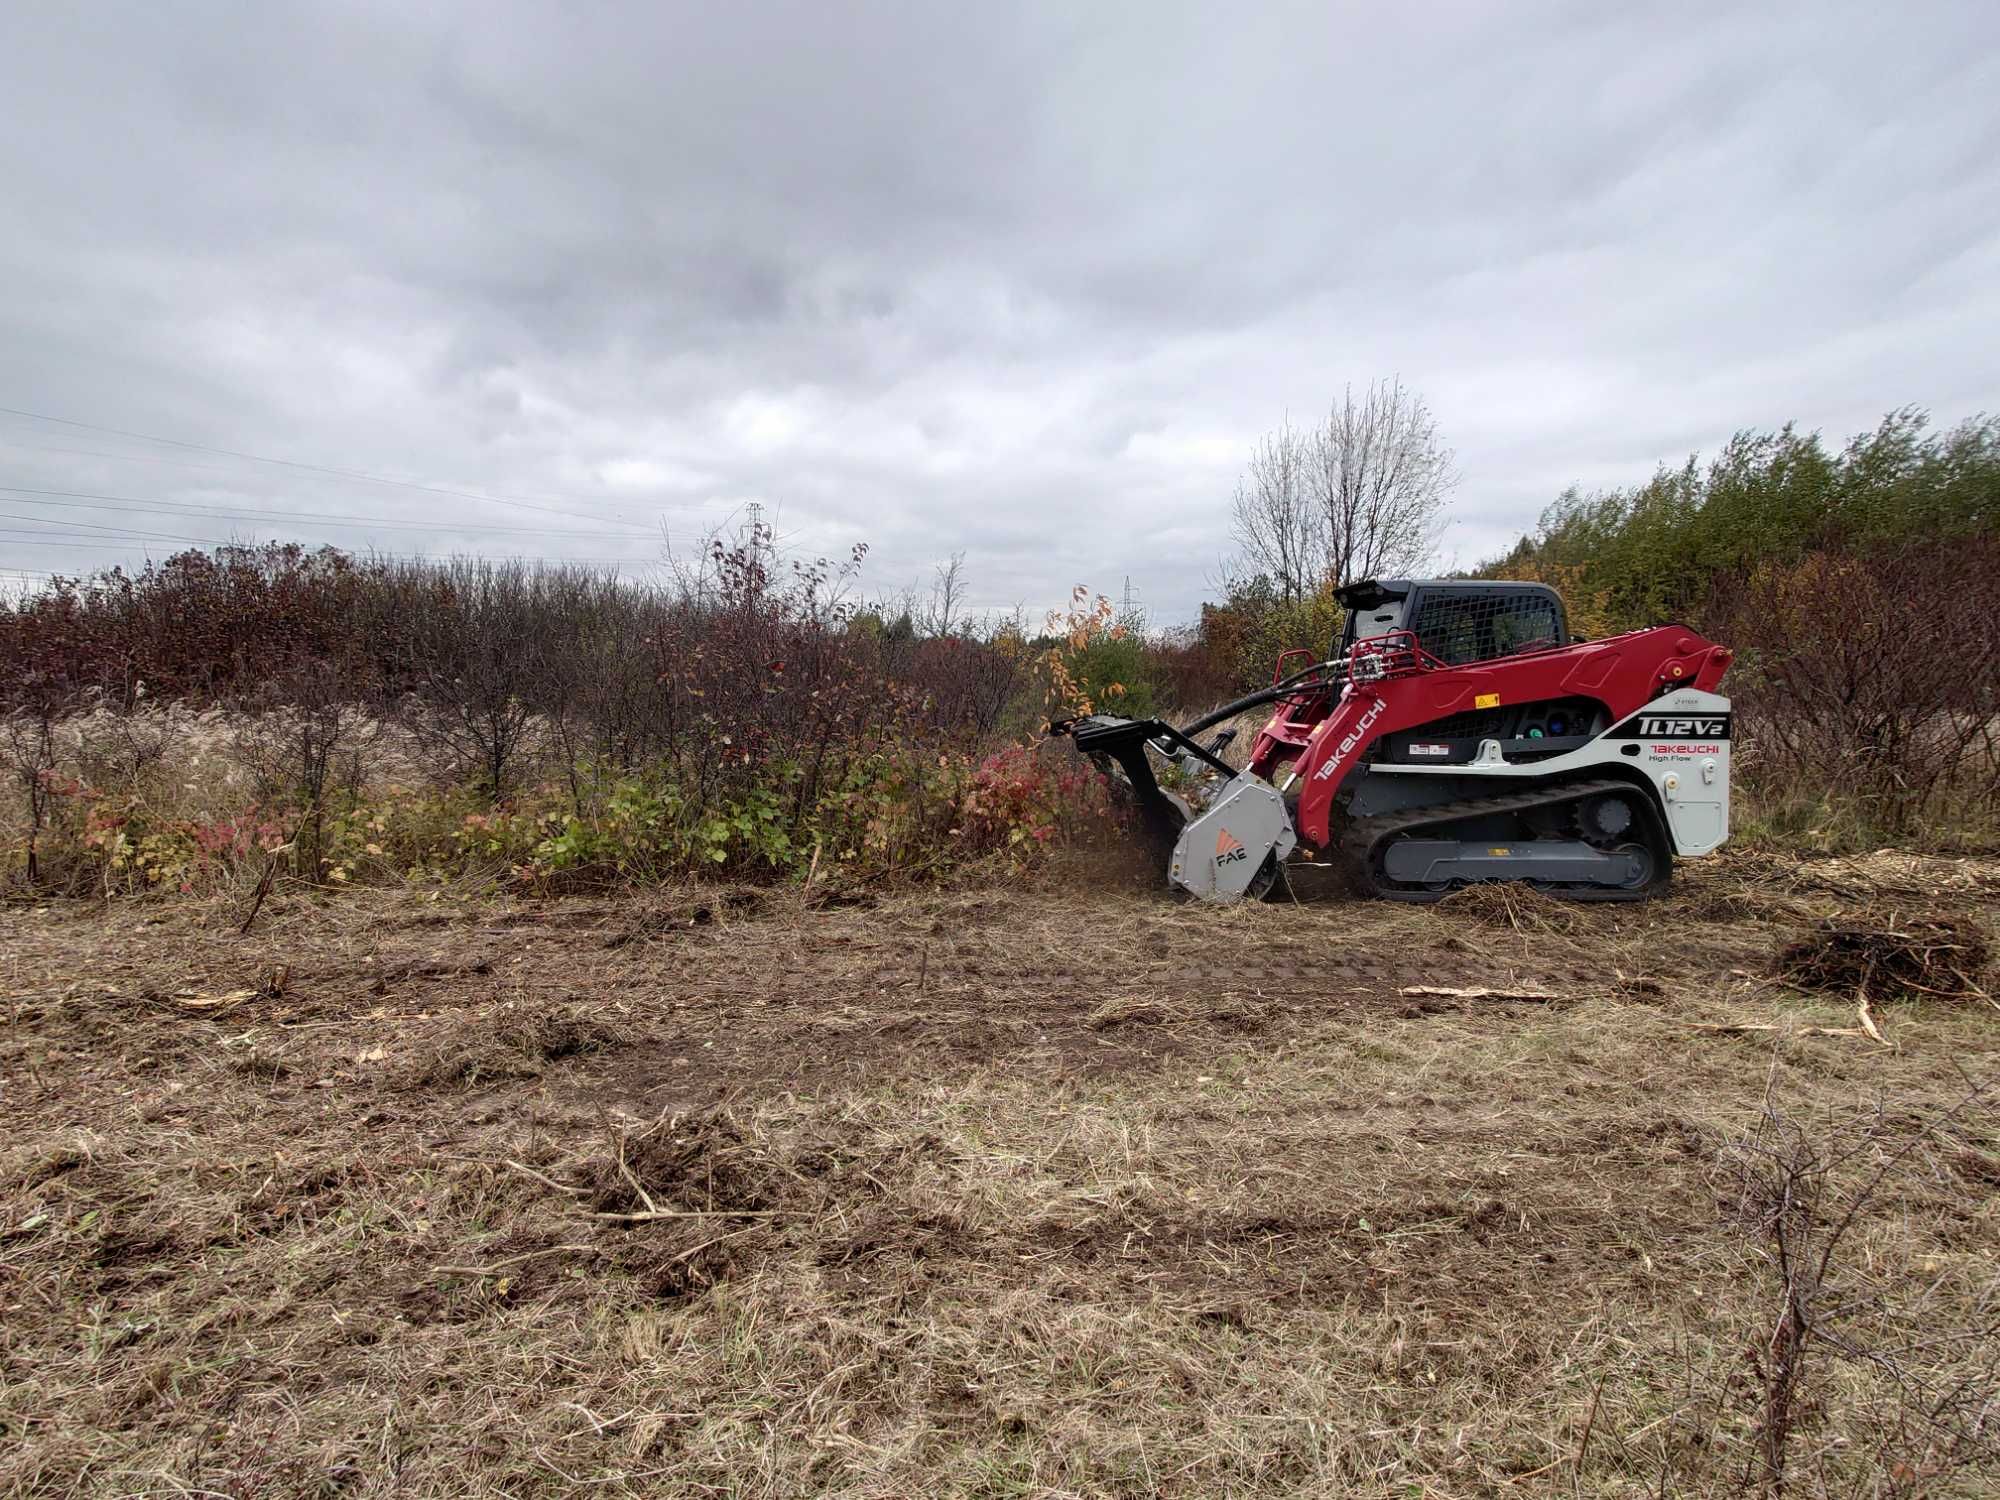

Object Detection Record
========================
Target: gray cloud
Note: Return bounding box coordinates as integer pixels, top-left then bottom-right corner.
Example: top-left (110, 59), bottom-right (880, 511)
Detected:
top-left (3, 0), bottom-right (1996, 619)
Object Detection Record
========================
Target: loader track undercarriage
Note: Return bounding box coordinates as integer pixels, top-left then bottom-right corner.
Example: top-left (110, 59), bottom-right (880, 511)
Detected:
top-left (1333, 776), bottom-right (1670, 903)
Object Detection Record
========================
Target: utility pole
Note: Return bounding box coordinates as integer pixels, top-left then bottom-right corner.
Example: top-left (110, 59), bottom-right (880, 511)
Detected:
top-left (743, 501), bottom-right (769, 574)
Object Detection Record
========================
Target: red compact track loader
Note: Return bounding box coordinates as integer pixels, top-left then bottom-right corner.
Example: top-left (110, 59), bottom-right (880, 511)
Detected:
top-left (1053, 578), bottom-right (1734, 903)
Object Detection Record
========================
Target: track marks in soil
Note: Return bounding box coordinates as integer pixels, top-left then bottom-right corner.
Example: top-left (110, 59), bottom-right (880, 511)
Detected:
top-left (3, 866), bottom-right (1998, 1497)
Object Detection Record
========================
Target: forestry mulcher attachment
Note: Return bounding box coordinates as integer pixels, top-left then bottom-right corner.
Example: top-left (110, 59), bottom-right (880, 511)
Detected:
top-left (1053, 578), bottom-right (1734, 903)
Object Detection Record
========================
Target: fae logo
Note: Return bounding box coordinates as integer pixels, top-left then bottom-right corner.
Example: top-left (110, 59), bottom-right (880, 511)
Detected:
top-left (1214, 828), bottom-right (1248, 866)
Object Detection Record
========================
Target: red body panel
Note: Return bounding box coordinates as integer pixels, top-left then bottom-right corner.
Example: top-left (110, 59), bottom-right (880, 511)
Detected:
top-left (1247, 628), bottom-right (1734, 850)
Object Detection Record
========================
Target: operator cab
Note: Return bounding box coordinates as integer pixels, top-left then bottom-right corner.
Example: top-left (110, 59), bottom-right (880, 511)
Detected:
top-left (1335, 579), bottom-right (1591, 767)
top-left (1334, 578), bottom-right (1569, 667)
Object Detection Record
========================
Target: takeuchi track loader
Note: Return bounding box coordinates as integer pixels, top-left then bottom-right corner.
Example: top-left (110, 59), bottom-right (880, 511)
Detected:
top-left (1053, 578), bottom-right (1734, 903)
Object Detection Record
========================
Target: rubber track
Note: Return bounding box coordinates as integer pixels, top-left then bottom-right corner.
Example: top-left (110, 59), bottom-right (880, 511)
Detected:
top-left (1334, 775), bottom-right (1669, 903)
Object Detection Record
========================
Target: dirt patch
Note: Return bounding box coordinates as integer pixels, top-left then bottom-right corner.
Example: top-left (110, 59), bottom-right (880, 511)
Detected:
top-left (397, 998), bottom-right (630, 1087)
top-left (492, 998), bottom-right (629, 1060)
top-left (1085, 995), bottom-right (1183, 1029)
top-left (600, 888), bottom-right (769, 948)
top-left (587, 1108), bottom-right (787, 1218)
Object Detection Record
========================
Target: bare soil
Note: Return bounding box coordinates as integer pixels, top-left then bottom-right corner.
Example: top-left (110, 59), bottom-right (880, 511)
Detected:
top-left (3, 850), bottom-right (1997, 1497)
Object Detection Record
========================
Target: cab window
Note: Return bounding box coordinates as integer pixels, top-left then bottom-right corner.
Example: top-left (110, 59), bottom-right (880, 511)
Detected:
top-left (1409, 590), bottom-right (1561, 666)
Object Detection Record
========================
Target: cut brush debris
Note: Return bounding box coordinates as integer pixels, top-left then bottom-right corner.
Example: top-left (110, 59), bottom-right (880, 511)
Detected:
top-left (1776, 913), bottom-right (1991, 1002)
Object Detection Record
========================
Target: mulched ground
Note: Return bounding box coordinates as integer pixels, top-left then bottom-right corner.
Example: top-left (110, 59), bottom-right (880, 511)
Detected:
top-left (2, 850), bottom-right (1996, 1497)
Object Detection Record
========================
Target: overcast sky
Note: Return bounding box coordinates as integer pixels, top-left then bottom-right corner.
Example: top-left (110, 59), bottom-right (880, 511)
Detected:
top-left (3, 1), bottom-right (1996, 621)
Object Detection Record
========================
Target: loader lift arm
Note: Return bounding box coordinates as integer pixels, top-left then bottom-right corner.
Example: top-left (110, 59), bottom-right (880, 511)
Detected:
top-left (1052, 652), bottom-right (1346, 853)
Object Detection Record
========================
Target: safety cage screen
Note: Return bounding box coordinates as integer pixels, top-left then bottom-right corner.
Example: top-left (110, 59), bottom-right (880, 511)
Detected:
top-left (1407, 589), bottom-right (1561, 667)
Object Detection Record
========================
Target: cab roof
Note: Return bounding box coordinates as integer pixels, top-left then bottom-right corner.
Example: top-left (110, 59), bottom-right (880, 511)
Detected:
top-left (1333, 577), bottom-right (1554, 611)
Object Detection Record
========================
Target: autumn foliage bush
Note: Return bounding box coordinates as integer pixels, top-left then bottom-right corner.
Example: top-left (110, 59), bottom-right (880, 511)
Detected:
top-left (0, 536), bottom-right (1130, 895)
top-left (1704, 539), bottom-right (2000, 841)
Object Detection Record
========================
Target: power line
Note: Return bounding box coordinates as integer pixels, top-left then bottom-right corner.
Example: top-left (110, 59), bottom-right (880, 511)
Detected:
top-left (0, 408), bottom-right (834, 566)
top-left (0, 437), bottom-right (323, 483)
top-left (1, 514), bottom-right (230, 546)
top-left (0, 480), bottom-right (829, 574)
top-left (0, 437), bottom-right (736, 526)
top-left (0, 483), bottom-right (815, 565)
top-left (0, 533), bottom-right (659, 566)
top-left (0, 534), bottom-right (228, 550)
top-left (0, 509), bottom-right (818, 567)
top-left (0, 484), bottom-right (662, 539)
top-left (0, 403), bottom-right (663, 529)
top-left (0, 515), bottom-right (661, 564)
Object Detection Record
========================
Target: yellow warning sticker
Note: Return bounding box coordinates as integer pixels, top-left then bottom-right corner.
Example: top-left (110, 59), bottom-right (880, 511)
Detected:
top-left (1475, 692), bottom-right (1501, 709)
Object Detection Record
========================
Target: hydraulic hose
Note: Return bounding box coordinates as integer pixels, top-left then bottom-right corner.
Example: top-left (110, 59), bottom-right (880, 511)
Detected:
top-left (1179, 659), bottom-right (1342, 738)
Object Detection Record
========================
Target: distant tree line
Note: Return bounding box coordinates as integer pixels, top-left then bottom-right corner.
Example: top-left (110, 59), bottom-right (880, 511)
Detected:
top-left (5, 403), bottom-right (1995, 852)
top-left (1481, 408), bottom-right (1996, 634)
top-left (0, 532), bottom-right (1125, 889)
top-left (1477, 409), bottom-right (1999, 834)
top-left (2, 530), bottom-right (1053, 767)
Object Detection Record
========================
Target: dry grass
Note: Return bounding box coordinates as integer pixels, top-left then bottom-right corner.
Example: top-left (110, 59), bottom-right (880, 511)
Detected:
top-left (1723, 846), bottom-right (2000, 902)
top-left (3, 855), bottom-right (1998, 1497)
top-left (396, 997), bottom-right (631, 1090)
top-left (1436, 880), bottom-right (1583, 935)
top-left (0, 703), bottom-right (442, 844)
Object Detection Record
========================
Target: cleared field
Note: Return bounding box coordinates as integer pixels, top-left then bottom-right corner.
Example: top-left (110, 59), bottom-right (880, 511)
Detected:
top-left (3, 852), bottom-right (1997, 1497)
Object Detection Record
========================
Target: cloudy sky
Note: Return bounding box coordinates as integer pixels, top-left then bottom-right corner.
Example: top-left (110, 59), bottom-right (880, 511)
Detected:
top-left (3, 1), bottom-right (1996, 621)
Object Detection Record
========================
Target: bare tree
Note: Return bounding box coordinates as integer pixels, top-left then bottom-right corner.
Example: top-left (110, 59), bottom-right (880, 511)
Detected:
top-left (233, 656), bottom-right (378, 879)
top-left (392, 559), bottom-right (547, 802)
top-left (1228, 420), bottom-right (1322, 604)
top-left (1720, 1081), bottom-right (1998, 1495)
top-left (921, 551), bottom-right (969, 639)
top-left (1308, 378), bottom-right (1454, 584)
top-left (2, 695), bottom-right (63, 887)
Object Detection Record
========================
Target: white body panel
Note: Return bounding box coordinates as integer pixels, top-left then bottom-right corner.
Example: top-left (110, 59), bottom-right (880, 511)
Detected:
top-left (1369, 689), bottom-right (1732, 856)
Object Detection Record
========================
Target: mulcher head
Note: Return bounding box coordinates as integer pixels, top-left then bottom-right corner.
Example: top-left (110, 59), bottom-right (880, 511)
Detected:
top-left (1051, 713), bottom-right (1297, 901)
